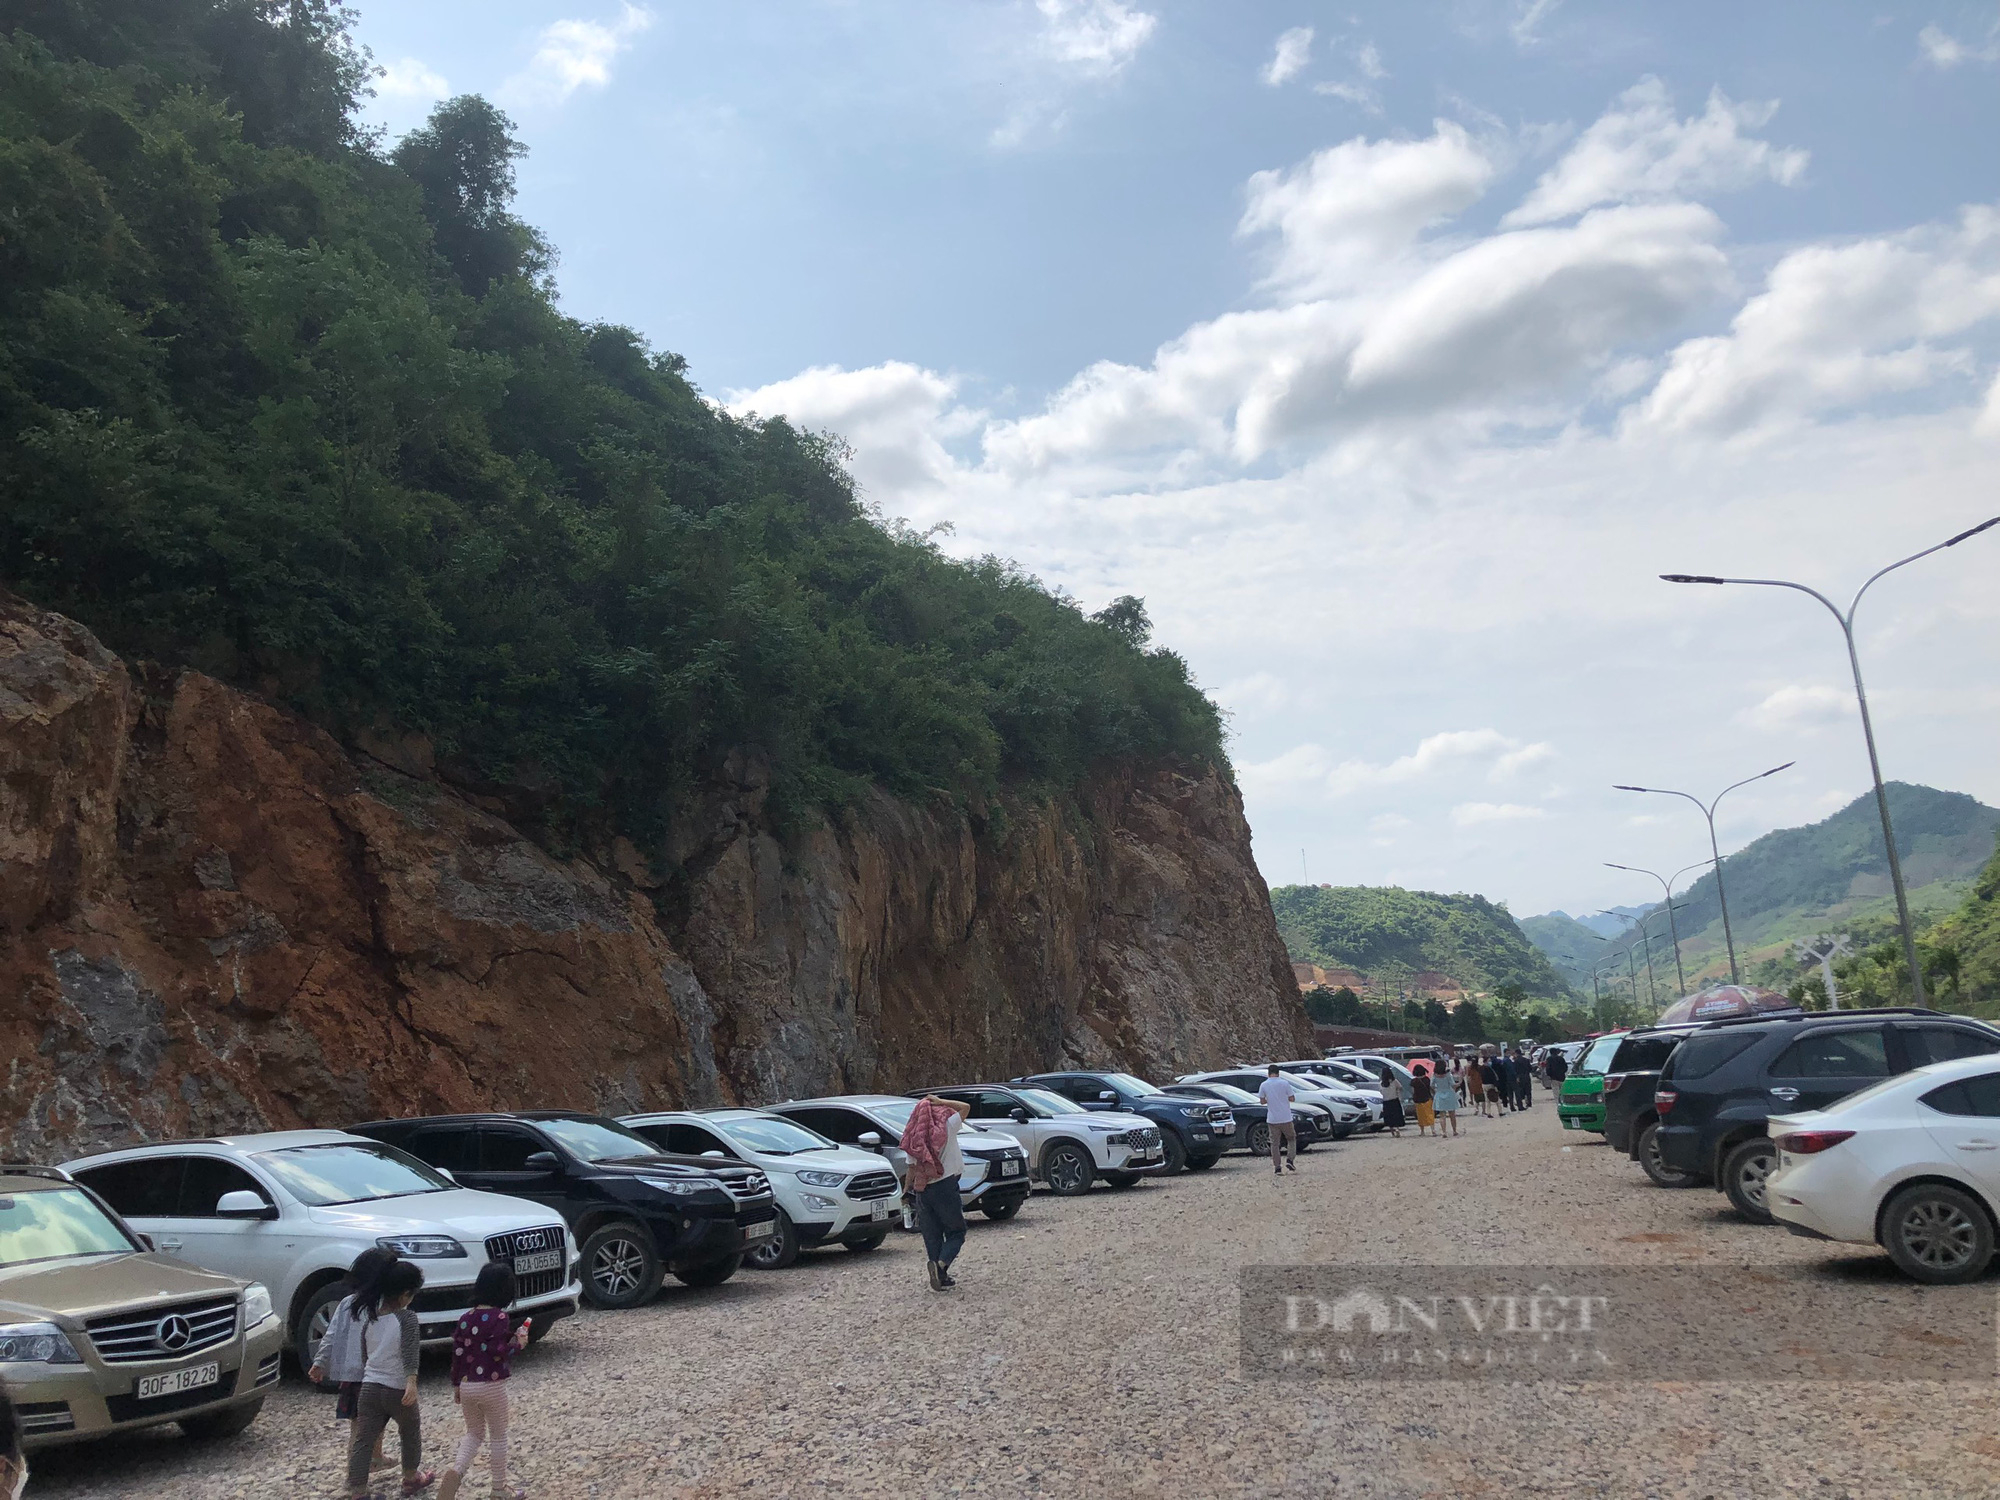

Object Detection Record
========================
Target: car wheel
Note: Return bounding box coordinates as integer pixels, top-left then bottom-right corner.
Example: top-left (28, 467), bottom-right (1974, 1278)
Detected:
top-left (580, 1222), bottom-right (664, 1308)
top-left (745, 1210), bottom-right (801, 1271)
top-left (982, 1197), bottom-right (1023, 1221)
top-left (1043, 1141), bottom-right (1095, 1196)
top-left (293, 1280), bottom-right (347, 1363)
top-left (1103, 1171), bottom-right (1140, 1188)
top-left (1185, 1153), bottom-right (1220, 1172)
top-left (671, 1252), bottom-right (742, 1289)
top-left (180, 1397), bottom-right (263, 1442)
top-left (1720, 1138), bottom-right (1778, 1224)
top-left (1638, 1123), bottom-right (1698, 1189)
top-left (1882, 1183), bottom-right (1996, 1284)
top-left (1161, 1132), bottom-right (1188, 1174)
top-left (844, 1230), bottom-right (888, 1252)
top-left (1246, 1123), bottom-right (1271, 1157)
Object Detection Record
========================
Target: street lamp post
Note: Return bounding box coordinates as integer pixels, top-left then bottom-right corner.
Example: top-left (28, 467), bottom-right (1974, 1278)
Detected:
top-left (1600, 908), bottom-right (1677, 1014)
top-left (1604, 860), bottom-right (1709, 997)
top-left (1662, 514), bottom-right (1999, 1005)
top-left (1614, 764), bottom-right (1795, 985)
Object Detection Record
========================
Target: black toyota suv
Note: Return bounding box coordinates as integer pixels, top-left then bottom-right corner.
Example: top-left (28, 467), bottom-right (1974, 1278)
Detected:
top-left (349, 1112), bottom-right (778, 1308)
top-left (1017, 1071), bottom-right (1235, 1172)
top-left (1653, 1008), bottom-right (2000, 1223)
top-left (1596, 1024), bottom-right (1705, 1187)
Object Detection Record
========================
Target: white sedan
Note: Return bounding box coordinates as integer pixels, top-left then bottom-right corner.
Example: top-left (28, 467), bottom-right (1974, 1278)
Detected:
top-left (1767, 1053), bottom-right (2000, 1284)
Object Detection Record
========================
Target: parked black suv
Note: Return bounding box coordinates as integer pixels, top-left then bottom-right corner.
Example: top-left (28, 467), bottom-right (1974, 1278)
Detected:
top-left (349, 1112), bottom-right (778, 1307)
top-left (1653, 1008), bottom-right (2000, 1222)
top-left (1017, 1071), bottom-right (1234, 1172)
top-left (1596, 1024), bottom-right (1705, 1188)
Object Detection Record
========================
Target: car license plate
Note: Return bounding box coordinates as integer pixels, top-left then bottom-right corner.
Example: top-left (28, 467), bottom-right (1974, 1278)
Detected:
top-left (513, 1250), bottom-right (561, 1276)
top-left (1001, 1159), bottom-right (1022, 1176)
top-left (1217, 1121), bottom-right (1235, 1134)
top-left (138, 1362), bottom-right (219, 1401)
top-left (1562, 1117), bottom-right (1578, 1129)
top-left (743, 1219), bottom-right (776, 1240)
top-left (870, 1198), bottom-right (890, 1220)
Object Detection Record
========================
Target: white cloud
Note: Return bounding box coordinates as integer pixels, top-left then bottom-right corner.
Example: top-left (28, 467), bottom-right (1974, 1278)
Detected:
top-left (726, 363), bottom-right (980, 502)
top-left (1356, 43), bottom-right (1387, 81)
top-left (1264, 26), bottom-right (1313, 87)
top-left (1633, 205), bottom-right (2000, 437)
top-left (1240, 122), bottom-right (1497, 299)
top-left (1215, 670), bottom-right (1294, 715)
top-left (1451, 802), bottom-right (1547, 826)
top-left (1512, 0), bottom-right (1562, 46)
top-left (504, 3), bottom-right (652, 107)
top-left (1738, 684), bottom-right (1853, 734)
top-left (1978, 369), bottom-right (2000, 437)
top-left (1322, 729), bottom-right (1551, 797)
top-left (1919, 20), bottom-right (2000, 67)
top-left (377, 57), bottom-right (450, 102)
top-left (1036, 0), bottom-right (1157, 76)
top-left (1504, 78), bottom-right (1807, 228)
top-left (1370, 813), bottom-right (1413, 833)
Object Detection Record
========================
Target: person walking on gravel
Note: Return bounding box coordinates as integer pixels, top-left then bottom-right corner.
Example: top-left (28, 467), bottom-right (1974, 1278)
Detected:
top-left (1410, 1062), bottom-right (1436, 1136)
top-left (1258, 1065), bottom-right (1299, 1174)
top-left (1545, 1044), bottom-right (1569, 1093)
top-left (900, 1094), bottom-right (973, 1290)
top-left (437, 1262), bottom-right (531, 1500)
top-left (1433, 1063), bottom-right (1461, 1138)
top-left (344, 1259), bottom-right (435, 1498)
top-left (1512, 1048), bottom-right (1535, 1111)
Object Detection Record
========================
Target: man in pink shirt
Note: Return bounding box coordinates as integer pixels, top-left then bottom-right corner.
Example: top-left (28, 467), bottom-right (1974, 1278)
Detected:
top-left (900, 1094), bottom-right (973, 1290)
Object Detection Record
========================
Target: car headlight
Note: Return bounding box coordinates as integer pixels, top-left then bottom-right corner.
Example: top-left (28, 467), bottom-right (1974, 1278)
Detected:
top-left (1086, 1123), bottom-right (1121, 1133)
top-left (800, 1193), bottom-right (838, 1211)
top-left (375, 1235), bottom-right (467, 1258)
top-left (642, 1178), bottom-right (705, 1196)
top-left (0, 1322), bottom-right (83, 1365)
top-left (795, 1170), bottom-right (848, 1189)
top-left (1177, 1105), bottom-right (1206, 1116)
top-left (1101, 1131), bottom-right (1132, 1146)
top-left (242, 1283), bottom-right (274, 1326)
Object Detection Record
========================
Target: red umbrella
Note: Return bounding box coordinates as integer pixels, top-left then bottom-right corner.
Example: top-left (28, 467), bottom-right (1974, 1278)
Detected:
top-left (1655, 984), bottom-right (1795, 1026)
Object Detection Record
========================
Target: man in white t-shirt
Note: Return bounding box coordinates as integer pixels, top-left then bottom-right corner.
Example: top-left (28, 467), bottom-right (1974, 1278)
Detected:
top-left (1258, 1064), bottom-right (1299, 1175)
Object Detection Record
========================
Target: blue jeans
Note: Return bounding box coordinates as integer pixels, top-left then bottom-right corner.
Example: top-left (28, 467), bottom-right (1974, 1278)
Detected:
top-left (915, 1177), bottom-right (965, 1267)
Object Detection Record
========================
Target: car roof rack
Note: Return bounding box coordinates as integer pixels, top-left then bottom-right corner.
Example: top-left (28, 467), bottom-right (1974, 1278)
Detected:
top-left (0, 1163), bottom-right (74, 1183)
top-left (1693, 1005), bottom-right (1944, 1030)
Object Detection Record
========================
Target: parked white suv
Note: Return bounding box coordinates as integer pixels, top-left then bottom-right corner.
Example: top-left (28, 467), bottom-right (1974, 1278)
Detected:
top-left (619, 1110), bottom-right (903, 1270)
top-left (918, 1085), bottom-right (1166, 1195)
top-left (767, 1096), bottom-right (1033, 1222)
top-left (65, 1131), bottom-right (582, 1353)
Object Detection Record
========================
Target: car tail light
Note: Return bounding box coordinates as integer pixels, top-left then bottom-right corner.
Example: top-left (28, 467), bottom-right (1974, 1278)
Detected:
top-left (1654, 1089), bottom-right (1677, 1114)
top-left (1776, 1130), bottom-right (1853, 1155)
top-left (1602, 1074), bottom-right (1625, 1093)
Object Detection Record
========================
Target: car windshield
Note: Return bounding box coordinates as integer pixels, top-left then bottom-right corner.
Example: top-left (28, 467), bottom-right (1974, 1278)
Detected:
top-left (256, 1143), bottom-right (452, 1206)
top-left (868, 1100), bottom-right (917, 1132)
top-left (1579, 1035), bottom-right (1626, 1074)
top-left (717, 1115), bottom-right (838, 1156)
top-left (1017, 1088), bottom-right (1085, 1116)
top-left (535, 1116), bottom-right (662, 1163)
top-left (0, 1186), bottom-right (134, 1267)
top-left (1101, 1073), bottom-right (1161, 1096)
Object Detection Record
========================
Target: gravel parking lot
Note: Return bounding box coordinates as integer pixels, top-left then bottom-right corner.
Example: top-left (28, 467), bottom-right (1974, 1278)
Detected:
top-left (30, 1101), bottom-right (2000, 1499)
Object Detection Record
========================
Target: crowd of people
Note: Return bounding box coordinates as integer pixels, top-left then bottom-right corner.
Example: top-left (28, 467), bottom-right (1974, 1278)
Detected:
top-left (1379, 1045), bottom-right (1545, 1142)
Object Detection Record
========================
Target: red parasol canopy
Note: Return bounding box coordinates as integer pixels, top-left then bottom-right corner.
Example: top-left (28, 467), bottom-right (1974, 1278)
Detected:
top-left (1654, 984), bottom-right (1796, 1026)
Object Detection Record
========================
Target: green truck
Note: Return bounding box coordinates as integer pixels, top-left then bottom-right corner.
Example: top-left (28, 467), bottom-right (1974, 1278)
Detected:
top-left (1557, 1031), bottom-right (1629, 1133)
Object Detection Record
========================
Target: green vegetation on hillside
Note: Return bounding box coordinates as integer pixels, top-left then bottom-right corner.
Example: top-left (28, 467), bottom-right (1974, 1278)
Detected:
top-left (1516, 911), bottom-right (1612, 993)
top-left (0, 1), bottom-right (1224, 852)
top-left (1524, 786), bottom-right (2000, 1003)
top-left (1272, 885), bottom-right (1576, 1003)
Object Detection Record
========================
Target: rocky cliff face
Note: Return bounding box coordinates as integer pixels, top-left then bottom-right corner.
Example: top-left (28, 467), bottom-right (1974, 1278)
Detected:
top-left (0, 595), bottom-right (1309, 1159)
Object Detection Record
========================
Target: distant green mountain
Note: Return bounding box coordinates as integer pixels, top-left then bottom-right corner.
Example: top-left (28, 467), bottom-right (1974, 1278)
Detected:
top-left (1272, 885), bottom-right (1576, 1002)
top-left (1928, 834), bottom-right (2000, 1012)
top-left (1526, 784), bottom-right (2000, 1000)
top-left (1518, 911), bottom-right (1614, 992)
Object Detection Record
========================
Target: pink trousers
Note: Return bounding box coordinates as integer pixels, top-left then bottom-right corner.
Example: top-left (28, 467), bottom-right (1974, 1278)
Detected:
top-left (452, 1380), bottom-right (510, 1495)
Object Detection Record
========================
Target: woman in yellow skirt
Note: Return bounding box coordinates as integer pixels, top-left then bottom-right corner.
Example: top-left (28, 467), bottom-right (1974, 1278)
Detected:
top-left (1411, 1062), bottom-right (1436, 1135)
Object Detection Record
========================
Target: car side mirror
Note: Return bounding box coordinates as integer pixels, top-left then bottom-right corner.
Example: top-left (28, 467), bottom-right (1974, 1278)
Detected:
top-left (701, 1149), bottom-right (727, 1159)
top-left (857, 1131), bottom-right (883, 1148)
top-left (434, 1168), bottom-right (457, 1184)
top-left (215, 1190), bottom-right (276, 1220)
top-left (1008, 1107), bottom-right (1028, 1123)
top-left (1097, 1091), bottom-right (1116, 1102)
top-left (137, 1232), bottom-right (156, 1251)
top-left (522, 1152), bottom-right (560, 1172)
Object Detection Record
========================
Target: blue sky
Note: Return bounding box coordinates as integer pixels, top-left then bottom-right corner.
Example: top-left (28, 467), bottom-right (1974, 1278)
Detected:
top-left (349, 1), bottom-right (2000, 917)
